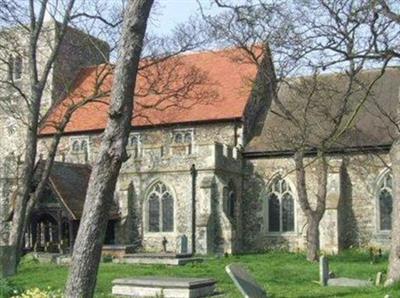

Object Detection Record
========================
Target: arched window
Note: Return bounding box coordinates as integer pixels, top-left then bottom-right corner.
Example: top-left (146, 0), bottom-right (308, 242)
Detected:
top-left (72, 140), bottom-right (80, 151)
top-left (80, 140), bottom-right (88, 151)
top-left (184, 132), bottom-right (192, 143)
top-left (267, 176), bottom-right (295, 232)
top-left (377, 171), bottom-right (393, 231)
top-left (146, 182), bottom-right (174, 232)
top-left (223, 181), bottom-right (236, 220)
top-left (174, 133), bottom-right (183, 144)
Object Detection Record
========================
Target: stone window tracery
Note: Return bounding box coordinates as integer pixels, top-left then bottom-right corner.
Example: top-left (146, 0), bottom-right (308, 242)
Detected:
top-left (377, 171), bottom-right (392, 231)
top-left (71, 138), bottom-right (89, 153)
top-left (173, 129), bottom-right (194, 144)
top-left (267, 176), bottom-right (295, 233)
top-left (147, 181), bottom-right (174, 232)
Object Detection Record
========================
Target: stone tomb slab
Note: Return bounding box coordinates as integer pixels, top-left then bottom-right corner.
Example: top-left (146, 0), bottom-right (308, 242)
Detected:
top-left (226, 264), bottom-right (267, 298)
top-left (327, 277), bottom-right (372, 287)
top-left (116, 253), bottom-right (203, 266)
top-left (112, 276), bottom-right (216, 298)
top-left (319, 255), bottom-right (372, 288)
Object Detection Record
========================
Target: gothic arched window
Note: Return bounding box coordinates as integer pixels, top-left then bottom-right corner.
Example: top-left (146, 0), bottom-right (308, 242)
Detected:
top-left (267, 176), bottom-right (295, 232)
top-left (147, 182), bottom-right (174, 232)
top-left (80, 140), bottom-right (88, 151)
top-left (72, 140), bottom-right (80, 151)
top-left (377, 171), bottom-right (393, 231)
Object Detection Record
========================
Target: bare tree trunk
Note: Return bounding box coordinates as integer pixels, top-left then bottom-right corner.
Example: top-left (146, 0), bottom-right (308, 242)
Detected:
top-left (65, 1), bottom-right (154, 296)
top-left (9, 89), bottom-right (42, 261)
top-left (306, 214), bottom-right (320, 261)
top-left (387, 139), bottom-right (400, 286)
top-left (7, 0), bottom-right (75, 263)
top-left (294, 150), bottom-right (328, 262)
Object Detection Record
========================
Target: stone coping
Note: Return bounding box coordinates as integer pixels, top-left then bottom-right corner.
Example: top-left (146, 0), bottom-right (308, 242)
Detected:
top-left (123, 253), bottom-right (193, 259)
top-left (112, 277), bottom-right (216, 289)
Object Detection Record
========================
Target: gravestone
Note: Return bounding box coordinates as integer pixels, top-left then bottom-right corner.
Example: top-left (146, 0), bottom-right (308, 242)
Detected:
top-left (319, 255), bottom-right (373, 288)
top-left (0, 246), bottom-right (16, 278)
top-left (180, 235), bottom-right (188, 254)
top-left (375, 272), bottom-right (383, 286)
top-left (226, 264), bottom-right (267, 298)
top-left (320, 256), bottom-right (329, 286)
top-left (162, 237), bottom-right (168, 253)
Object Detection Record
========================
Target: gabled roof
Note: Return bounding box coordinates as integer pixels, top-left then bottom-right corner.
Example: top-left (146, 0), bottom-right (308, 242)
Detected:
top-left (246, 67), bottom-right (400, 154)
top-left (40, 48), bottom-right (258, 135)
top-left (35, 161), bottom-right (119, 220)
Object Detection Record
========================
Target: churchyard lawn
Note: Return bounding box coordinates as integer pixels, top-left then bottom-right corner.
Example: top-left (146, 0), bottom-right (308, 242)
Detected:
top-left (4, 250), bottom-right (400, 297)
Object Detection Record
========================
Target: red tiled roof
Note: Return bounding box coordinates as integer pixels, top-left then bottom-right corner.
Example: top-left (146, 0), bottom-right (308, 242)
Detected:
top-left (40, 48), bottom-right (258, 135)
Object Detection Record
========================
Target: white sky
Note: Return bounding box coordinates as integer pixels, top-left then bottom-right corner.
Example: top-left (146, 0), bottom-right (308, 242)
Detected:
top-left (148, 0), bottom-right (209, 35)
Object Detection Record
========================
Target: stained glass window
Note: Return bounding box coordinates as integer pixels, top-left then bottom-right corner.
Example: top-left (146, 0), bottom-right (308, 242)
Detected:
top-left (378, 172), bottom-right (393, 231)
top-left (148, 194), bottom-right (160, 232)
top-left (147, 182), bottom-right (174, 232)
top-left (267, 176), bottom-right (295, 232)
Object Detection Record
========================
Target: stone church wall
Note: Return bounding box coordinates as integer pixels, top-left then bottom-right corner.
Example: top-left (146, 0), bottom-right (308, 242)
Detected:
top-left (37, 120), bottom-right (244, 254)
top-left (242, 152), bottom-right (391, 254)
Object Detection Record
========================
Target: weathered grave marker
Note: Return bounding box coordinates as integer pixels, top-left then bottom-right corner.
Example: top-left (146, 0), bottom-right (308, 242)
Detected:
top-left (375, 272), bottom-right (383, 286)
top-left (0, 246), bottom-right (16, 278)
top-left (226, 264), bottom-right (267, 298)
top-left (320, 256), bottom-right (329, 286)
top-left (319, 255), bottom-right (373, 288)
top-left (162, 237), bottom-right (168, 253)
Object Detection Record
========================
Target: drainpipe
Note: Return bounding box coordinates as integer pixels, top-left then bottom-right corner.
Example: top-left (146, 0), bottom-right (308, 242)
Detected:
top-left (190, 164), bottom-right (197, 254)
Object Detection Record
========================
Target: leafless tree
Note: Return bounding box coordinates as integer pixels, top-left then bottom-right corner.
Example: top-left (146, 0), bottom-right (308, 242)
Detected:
top-left (64, 0), bottom-right (154, 296)
top-left (203, 0), bottom-right (399, 261)
top-left (0, 0), bottom-right (123, 268)
top-left (373, 0), bottom-right (400, 287)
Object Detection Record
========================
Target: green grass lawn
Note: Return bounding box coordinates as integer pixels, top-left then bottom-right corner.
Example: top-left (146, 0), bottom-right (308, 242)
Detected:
top-left (5, 250), bottom-right (400, 297)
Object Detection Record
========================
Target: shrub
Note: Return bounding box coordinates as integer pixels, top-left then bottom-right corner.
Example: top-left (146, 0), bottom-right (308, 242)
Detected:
top-left (0, 279), bottom-right (22, 298)
top-left (11, 287), bottom-right (62, 298)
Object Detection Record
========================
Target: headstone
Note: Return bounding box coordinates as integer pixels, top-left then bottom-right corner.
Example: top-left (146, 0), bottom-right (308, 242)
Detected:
top-left (320, 256), bottom-right (329, 286)
top-left (162, 237), bottom-right (168, 253)
top-left (180, 235), bottom-right (188, 254)
top-left (0, 246), bottom-right (16, 278)
top-left (225, 264), bottom-right (267, 298)
top-left (375, 272), bottom-right (383, 286)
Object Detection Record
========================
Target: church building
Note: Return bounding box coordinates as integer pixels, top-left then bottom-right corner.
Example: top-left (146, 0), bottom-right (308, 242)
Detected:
top-left (0, 22), bottom-right (397, 255)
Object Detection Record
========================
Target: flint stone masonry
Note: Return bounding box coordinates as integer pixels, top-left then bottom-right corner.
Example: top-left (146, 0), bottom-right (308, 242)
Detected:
top-left (242, 153), bottom-right (392, 253)
top-left (112, 277), bottom-right (216, 298)
top-left (226, 264), bottom-right (267, 298)
top-left (0, 246), bottom-right (16, 278)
